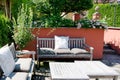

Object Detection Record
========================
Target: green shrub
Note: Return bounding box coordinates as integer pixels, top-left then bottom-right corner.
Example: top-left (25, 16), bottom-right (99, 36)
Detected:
top-left (76, 18), bottom-right (107, 29)
top-left (0, 14), bottom-right (13, 47)
top-left (12, 3), bottom-right (33, 50)
top-left (39, 15), bottom-right (74, 28)
top-left (13, 27), bottom-right (33, 50)
top-left (32, 0), bottom-right (93, 28)
top-left (88, 4), bottom-right (120, 27)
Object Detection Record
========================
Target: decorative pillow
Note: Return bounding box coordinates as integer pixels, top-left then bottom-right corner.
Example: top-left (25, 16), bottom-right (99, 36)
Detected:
top-left (0, 46), bottom-right (15, 76)
top-left (54, 36), bottom-right (69, 49)
top-left (40, 48), bottom-right (55, 55)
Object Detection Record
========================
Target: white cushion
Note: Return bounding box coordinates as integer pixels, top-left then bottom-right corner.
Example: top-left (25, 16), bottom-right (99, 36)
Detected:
top-left (54, 36), bottom-right (69, 49)
top-left (0, 46), bottom-right (15, 76)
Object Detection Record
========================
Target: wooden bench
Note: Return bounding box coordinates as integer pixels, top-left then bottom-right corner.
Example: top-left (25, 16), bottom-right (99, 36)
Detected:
top-left (37, 37), bottom-right (94, 64)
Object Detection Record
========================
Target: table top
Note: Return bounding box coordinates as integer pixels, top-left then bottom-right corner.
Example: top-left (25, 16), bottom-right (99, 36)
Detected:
top-left (75, 61), bottom-right (119, 76)
top-left (49, 62), bottom-right (89, 80)
top-left (49, 61), bottom-right (119, 80)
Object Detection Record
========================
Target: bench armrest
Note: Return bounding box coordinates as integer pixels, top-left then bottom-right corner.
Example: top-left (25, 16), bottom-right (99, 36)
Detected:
top-left (83, 44), bottom-right (94, 60)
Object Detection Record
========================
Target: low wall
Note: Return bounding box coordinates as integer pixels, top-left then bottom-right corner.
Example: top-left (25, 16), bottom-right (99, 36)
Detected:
top-left (24, 28), bottom-right (104, 59)
top-left (104, 28), bottom-right (120, 54)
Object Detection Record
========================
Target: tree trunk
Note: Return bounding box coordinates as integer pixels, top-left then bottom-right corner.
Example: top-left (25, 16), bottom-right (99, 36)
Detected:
top-left (5, 0), bottom-right (11, 19)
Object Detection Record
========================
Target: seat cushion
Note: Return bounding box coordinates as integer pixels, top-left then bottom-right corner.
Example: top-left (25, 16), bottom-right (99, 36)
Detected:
top-left (14, 58), bottom-right (32, 72)
top-left (0, 72), bottom-right (28, 80)
top-left (71, 48), bottom-right (89, 54)
top-left (40, 48), bottom-right (55, 55)
top-left (54, 48), bottom-right (72, 55)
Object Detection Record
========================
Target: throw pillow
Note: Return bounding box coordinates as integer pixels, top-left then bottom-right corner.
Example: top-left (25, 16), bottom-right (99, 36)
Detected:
top-left (54, 36), bottom-right (69, 49)
top-left (0, 46), bottom-right (15, 76)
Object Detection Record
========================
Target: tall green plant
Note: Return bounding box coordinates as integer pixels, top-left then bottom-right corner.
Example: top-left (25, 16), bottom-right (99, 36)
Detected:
top-left (17, 4), bottom-right (33, 27)
top-left (13, 3), bottom-right (33, 50)
top-left (11, 0), bottom-right (32, 21)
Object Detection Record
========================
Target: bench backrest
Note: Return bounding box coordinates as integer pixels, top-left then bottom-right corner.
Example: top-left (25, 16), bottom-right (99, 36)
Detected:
top-left (37, 37), bottom-right (85, 49)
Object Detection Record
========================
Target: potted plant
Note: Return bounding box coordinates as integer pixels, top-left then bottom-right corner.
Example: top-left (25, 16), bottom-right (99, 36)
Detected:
top-left (13, 27), bottom-right (33, 50)
top-left (12, 3), bottom-right (33, 50)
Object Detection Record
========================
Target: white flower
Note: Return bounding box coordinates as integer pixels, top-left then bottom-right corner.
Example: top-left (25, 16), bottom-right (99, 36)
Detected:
top-left (77, 23), bottom-right (81, 29)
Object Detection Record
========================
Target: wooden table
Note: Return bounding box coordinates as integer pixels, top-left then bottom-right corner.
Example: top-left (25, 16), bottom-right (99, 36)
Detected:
top-left (75, 61), bottom-right (119, 80)
top-left (49, 61), bottom-right (119, 80)
top-left (49, 62), bottom-right (89, 80)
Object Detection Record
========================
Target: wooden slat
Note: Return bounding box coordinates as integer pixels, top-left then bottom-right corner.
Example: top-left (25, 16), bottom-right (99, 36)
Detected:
top-left (49, 62), bottom-right (89, 80)
top-left (37, 37), bottom-right (85, 49)
top-left (75, 61), bottom-right (119, 78)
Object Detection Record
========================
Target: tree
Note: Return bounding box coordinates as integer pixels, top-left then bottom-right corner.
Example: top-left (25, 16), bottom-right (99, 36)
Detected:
top-left (32, 0), bottom-right (93, 27)
top-left (37, 0), bottom-right (93, 16)
top-left (11, 0), bottom-right (32, 21)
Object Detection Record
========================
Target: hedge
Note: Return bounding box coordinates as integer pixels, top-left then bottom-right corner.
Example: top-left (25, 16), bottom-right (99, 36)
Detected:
top-left (0, 14), bottom-right (13, 47)
top-left (88, 4), bottom-right (120, 27)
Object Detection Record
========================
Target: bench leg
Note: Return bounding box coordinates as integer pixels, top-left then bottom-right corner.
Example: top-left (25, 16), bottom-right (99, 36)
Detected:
top-left (37, 59), bottom-right (40, 69)
top-left (95, 78), bottom-right (99, 80)
top-left (113, 76), bottom-right (118, 80)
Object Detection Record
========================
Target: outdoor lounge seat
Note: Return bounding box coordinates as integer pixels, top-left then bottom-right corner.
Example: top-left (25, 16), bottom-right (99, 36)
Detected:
top-left (0, 43), bottom-right (35, 80)
top-left (14, 58), bottom-right (32, 72)
top-left (0, 72), bottom-right (29, 80)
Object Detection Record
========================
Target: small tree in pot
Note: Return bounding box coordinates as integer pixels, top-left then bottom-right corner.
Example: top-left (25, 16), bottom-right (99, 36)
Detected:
top-left (13, 3), bottom-right (33, 50)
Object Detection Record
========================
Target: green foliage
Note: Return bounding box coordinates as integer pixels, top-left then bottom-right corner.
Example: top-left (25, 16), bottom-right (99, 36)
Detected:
top-left (11, 0), bottom-right (33, 21)
top-left (16, 4), bottom-right (33, 27)
top-left (88, 4), bottom-right (120, 27)
top-left (13, 27), bottom-right (33, 50)
top-left (36, 0), bottom-right (93, 14)
top-left (38, 15), bottom-right (74, 28)
top-left (32, 0), bottom-right (93, 27)
top-left (60, 19), bottom-right (74, 27)
top-left (12, 3), bottom-right (33, 50)
top-left (77, 18), bottom-right (107, 29)
top-left (0, 14), bottom-right (13, 47)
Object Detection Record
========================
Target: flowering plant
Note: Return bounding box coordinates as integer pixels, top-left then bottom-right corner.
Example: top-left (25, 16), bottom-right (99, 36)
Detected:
top-left (76, 18), bottom-right (107, 29)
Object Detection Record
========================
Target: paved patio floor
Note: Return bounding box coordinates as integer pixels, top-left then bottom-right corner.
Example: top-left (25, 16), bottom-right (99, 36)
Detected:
top-left (32, 53), bottom-right (120, 80)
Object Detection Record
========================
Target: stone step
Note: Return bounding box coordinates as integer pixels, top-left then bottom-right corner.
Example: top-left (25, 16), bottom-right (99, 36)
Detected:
top-left (103, 44), bottom-right (112, 49)
top-left (103, 48), bottom-right (116, 54)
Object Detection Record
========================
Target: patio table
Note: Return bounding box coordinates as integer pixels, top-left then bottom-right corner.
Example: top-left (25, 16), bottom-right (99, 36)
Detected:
top-left (75, 61), bottom-right (119, 80)
top-left (49, 62), bottom-right (89, 80)
top-left (49, 61), bottom-right (119, 80)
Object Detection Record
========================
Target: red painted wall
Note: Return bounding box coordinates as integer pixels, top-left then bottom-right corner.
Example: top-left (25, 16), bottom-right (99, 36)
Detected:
top-left (24, 28), bottom-right (104, 59)
top-left (104, 28), bottom-right (120, 54)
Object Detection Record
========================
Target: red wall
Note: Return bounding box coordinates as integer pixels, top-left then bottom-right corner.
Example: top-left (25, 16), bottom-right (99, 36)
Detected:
top-left (104, 28), bottom-right (120, 54)
top-left (24, 28), bottom-right (104, 59)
